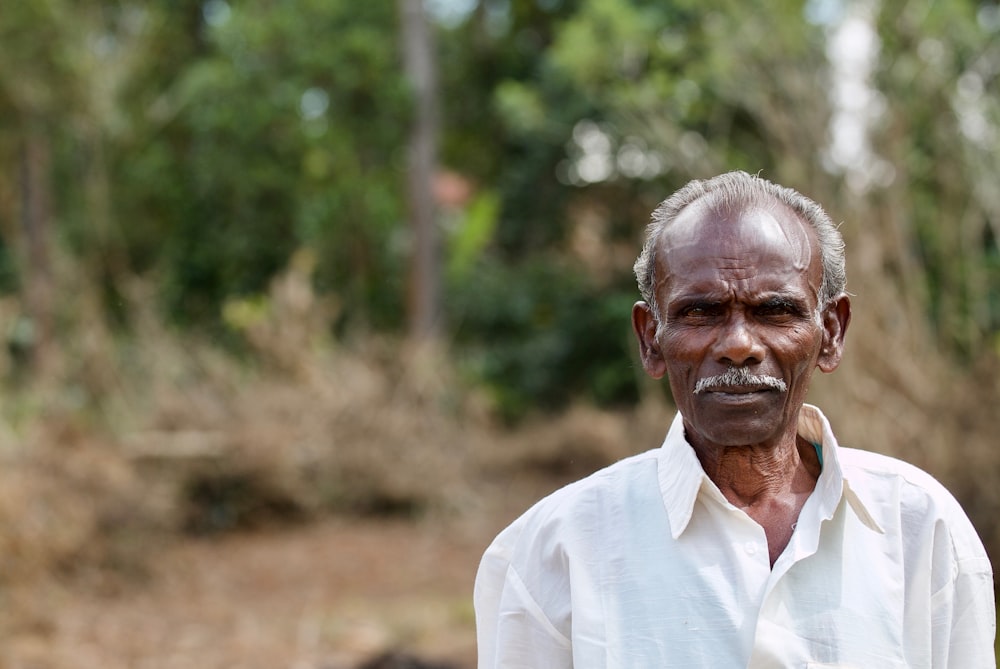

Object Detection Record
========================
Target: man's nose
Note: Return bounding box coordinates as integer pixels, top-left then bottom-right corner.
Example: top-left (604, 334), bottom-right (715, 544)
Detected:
top-left (712, 313), bottom-right (765, 366)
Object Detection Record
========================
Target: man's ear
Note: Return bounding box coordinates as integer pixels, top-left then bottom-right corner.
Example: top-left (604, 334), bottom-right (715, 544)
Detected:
top-left (632, 301), bottom-right (667, 380)
top-left (817, 294), bottom-right (851, 373)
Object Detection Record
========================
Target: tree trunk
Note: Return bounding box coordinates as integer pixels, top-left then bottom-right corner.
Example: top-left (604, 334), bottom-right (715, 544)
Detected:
top-left (398, 0), bottom-right (441, 342)
top-left (19, 124), bottom-right (55, 377)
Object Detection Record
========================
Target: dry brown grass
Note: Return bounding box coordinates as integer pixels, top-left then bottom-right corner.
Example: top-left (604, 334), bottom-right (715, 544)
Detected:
top-left (0, 256), bottom-right (661, 600)
top-left (1, 262), bottom-right (998, 593)
top-left (1, 253), bottom-right (998, 666)
top-left (0, 273), bottom-right (668, 667)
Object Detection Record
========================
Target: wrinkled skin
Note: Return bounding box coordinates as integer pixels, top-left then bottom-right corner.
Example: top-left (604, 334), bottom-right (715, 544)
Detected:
top-left (631, 200), bottom-right (851, 563)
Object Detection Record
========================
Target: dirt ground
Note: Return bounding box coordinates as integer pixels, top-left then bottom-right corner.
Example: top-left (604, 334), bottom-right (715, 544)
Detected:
top-left (1, 511), bottom-right (515, 669)
top-left (0, 374), bottom-right (642, 669)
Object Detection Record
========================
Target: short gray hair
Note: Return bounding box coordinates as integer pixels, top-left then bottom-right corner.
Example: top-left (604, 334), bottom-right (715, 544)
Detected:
top-left (633, 171), bottom-right (846, 316)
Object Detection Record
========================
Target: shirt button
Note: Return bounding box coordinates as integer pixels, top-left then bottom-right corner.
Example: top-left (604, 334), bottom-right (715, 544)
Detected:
top-left (744, 541), bottom-right (758, 555)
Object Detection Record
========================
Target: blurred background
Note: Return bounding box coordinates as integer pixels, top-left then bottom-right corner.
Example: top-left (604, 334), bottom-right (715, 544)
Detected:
top-left (1, 0), bottom-right (999, 666)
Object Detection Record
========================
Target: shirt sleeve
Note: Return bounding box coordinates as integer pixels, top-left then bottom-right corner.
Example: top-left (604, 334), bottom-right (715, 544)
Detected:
top-left (927, 495), bottom-right (997, 669)
top-left (474, 532), bottom-right (573, 669)
top-left (935, 554), bottom-right (996, 669)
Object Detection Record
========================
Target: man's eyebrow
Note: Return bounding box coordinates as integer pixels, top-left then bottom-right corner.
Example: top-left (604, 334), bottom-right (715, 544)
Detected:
top-left (759, 295), bottom-right (799, 305)
top-left (668, 295), bottom-right (726, 309)
top-left (757, 294), bottom-right (812, 311)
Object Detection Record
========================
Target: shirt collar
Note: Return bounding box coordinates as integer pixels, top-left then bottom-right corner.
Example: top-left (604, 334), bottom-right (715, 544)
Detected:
top-left (656, 403), bottom-right (883, 539)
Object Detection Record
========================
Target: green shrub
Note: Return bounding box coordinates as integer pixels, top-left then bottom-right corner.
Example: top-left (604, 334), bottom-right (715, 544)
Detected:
top-left (448, 256), bottom-right (639, 422)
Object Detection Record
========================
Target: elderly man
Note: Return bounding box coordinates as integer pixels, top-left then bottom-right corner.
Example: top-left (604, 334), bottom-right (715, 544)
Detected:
top-left (474, 171), bottom-right (995, 668)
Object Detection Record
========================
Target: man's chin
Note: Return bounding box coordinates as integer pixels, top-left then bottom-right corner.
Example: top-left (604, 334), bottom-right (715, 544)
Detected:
top-left (683, 395), bottom-right (789, 447)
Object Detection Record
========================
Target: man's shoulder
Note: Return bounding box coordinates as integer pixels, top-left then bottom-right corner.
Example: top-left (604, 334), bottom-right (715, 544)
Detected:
top-left (490, 449), bottom-right (662, 549)
top-left (838, 445), bottom-right (961, 513)
top-left (838, 446), bottom-right (946, 491)
top-left (528, 448), bottom-right (661, 515)
top-left (837, 446), bottom-right (988, 561)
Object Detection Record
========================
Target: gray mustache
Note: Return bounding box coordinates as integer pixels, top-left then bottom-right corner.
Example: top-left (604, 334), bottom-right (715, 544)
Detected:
top-left (693, 367), bottom-right (788, 394)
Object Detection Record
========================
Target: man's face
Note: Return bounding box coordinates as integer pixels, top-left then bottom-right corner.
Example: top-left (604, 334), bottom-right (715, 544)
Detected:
top-left (633, 201), bottom-right (847, 449)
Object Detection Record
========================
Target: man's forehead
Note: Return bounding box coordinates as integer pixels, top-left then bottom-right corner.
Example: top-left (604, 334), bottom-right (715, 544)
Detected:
top-left (659, 198), bottom-right (814, 252)
top-left (652, 197), bottom-right (822, 296)
top-left (657, 199), bottom-right (819, 268)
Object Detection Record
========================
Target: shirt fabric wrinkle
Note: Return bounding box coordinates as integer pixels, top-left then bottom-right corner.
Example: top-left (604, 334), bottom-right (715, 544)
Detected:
top-left (475, 403), bottom-right (996, 669)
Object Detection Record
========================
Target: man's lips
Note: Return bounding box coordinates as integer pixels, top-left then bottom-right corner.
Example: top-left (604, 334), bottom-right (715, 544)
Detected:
top-left (700, 384), bottom-right (777, 394)
top-left (693, 369), bottom-right (788, 395)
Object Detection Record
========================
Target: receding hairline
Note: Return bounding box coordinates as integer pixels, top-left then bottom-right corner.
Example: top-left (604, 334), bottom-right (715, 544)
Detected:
top-left (650, 196), bottom-right (823, 291)
top-left (634, 171), bottom-right (848, 314)
top-left (655, 193), bottom-right (820, 257)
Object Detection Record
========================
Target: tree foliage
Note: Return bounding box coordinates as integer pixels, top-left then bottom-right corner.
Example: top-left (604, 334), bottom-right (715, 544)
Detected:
top-left (0, 0), bottom-right (998, 445)
top-left (873, 0), bottom-right (1000, 357)
top-left (110, 1), bottom-right (413, 330)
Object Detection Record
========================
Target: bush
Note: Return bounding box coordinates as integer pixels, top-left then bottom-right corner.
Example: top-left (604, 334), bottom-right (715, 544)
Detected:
top-left (448, 256), bottom-right (640, 422)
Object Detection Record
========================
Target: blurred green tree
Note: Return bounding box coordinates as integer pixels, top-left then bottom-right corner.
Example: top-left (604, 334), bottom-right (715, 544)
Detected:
top-left (0, 0), bottom-right (998, 424)
top-left (439, 0), bottom-right (837, 416)
top-left (873, 0), bottom-right (1000, 358)
top-left (114, 1), bottom-right (411, 332)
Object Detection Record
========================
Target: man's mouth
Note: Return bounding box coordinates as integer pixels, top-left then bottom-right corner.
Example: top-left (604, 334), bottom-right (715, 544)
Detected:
top-left (701, 384), bottom-right (777, 394)
top-left (693, 369), bottom-right (788, 395)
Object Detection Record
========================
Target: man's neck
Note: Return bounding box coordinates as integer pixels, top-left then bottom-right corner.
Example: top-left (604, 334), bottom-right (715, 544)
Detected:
top-left (690, 431), bottom-right (822, 566)
top-left (694, 434), bottom-right (820, 507)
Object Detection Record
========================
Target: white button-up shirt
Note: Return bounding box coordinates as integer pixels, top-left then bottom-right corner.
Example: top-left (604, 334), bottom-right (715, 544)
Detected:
top-left (474, 404), bottom-right (995, 668)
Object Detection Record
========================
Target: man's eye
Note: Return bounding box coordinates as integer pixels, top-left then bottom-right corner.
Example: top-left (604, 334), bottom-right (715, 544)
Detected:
top-left (681, 304), bottom-right (719, 318)
top-left (756, 302), bottom-right (798, 318)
